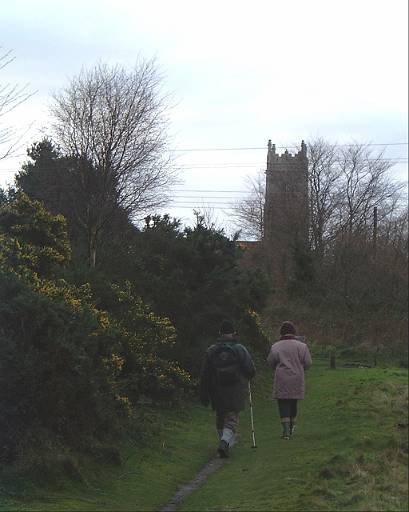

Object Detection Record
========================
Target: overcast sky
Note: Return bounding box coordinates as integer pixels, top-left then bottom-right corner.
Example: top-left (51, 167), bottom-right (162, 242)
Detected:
top-left (1, 0), bottom-right (407, 232)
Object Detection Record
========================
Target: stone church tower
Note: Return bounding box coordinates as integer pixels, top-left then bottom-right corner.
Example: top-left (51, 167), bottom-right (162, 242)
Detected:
top-left (263, 140), bottom-right (309, 278)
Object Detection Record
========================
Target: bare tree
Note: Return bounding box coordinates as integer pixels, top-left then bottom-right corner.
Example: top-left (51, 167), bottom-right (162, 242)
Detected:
top-left (307, 138), bottom-right (342, 256)
top-left (0, 49), bottom-right (35, 160)
top-left (50, 60), bottom-right (176, 266)
top-left (231, 170), bottom-right (265, 240)
top-left (336, 143), bottom-right (405, 239)
top-left (378, 208), bottom-right (408, 268)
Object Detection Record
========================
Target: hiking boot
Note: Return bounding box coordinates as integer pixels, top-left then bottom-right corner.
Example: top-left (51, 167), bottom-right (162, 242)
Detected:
top-left (218, 440), bottom-right (229, 458)
top-left (281, 421), bottom-right (291, 440)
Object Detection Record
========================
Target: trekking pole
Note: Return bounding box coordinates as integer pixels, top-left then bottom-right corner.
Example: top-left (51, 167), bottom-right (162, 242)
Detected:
top-left (248, 381), bottom-right (257, 449)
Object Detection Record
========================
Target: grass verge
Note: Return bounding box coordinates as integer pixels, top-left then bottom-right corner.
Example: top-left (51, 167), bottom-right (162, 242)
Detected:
top-left (0, 404), bottom-right (216, 512)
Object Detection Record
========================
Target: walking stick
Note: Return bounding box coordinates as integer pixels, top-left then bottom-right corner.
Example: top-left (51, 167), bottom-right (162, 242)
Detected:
top-left (248, 381), bottom-right (257, 448)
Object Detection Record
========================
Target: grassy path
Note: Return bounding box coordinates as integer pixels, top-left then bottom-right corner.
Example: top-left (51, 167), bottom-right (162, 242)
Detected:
top-left (1, 360), bottom-right (407, 511)
top-left (0, 405), bottom-right (216, 512)
top-left (180, 360), bottom-right (408, 511)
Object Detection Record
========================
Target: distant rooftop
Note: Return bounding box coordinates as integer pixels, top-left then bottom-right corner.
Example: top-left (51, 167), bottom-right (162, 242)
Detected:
top-left (236, 240), bottom-right (260, 250)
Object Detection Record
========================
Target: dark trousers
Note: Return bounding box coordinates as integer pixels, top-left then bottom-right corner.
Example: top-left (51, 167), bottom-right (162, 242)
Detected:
top-left (215, 410), bottom-right (240, 433)
top-left (277, 399), bottom-right (298, 419)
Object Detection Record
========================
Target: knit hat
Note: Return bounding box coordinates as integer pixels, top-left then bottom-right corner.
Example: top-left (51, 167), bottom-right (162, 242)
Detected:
top-left (220, 320), bottom-right (235, 335)
top-left (280, 321), bottom-right (296, 336)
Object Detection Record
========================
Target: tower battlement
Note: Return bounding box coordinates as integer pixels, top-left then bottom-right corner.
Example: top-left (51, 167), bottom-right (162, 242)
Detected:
top-left (267, 139), bottom-right (307, 166)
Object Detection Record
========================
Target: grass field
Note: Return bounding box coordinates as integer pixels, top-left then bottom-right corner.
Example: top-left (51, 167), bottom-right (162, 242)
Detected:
top-left (1, 359), bottom-right (408, 511)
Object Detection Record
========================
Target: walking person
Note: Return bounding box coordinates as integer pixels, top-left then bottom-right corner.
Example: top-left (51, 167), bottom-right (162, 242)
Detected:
top-left (267, 321), bottom-right (312, 440)
top-left (200, 320), bottom-right (256, 458)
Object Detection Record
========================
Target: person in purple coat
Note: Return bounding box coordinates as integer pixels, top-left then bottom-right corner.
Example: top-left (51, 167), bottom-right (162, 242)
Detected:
top-left (267, 321), bottom-right (312, 440)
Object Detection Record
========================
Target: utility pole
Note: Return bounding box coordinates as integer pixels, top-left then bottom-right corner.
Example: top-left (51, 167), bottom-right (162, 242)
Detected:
top-left (373, 206), bottom-right (378, 258)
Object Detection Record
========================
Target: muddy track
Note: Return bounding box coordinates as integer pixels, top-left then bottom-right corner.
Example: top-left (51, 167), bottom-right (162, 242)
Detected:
top-left (160, 439), bottom-right (236, 512)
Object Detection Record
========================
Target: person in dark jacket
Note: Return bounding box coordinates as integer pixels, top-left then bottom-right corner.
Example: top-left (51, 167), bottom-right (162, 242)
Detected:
top-left (200, 320), bottom-right (256, 458)
top-left (267, 321), bottom-right (312, 440)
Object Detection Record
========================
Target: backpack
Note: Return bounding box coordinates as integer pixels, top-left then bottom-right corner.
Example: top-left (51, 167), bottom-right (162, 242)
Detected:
top-left (209, 343), bottom-right (241, 386)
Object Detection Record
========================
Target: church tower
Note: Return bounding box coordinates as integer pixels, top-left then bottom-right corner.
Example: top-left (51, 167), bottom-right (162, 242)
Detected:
top-left (263, 140), bottom-right (309, 277)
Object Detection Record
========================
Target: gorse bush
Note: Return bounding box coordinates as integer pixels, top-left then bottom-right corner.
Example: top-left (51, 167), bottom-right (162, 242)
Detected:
top-left (0, 192), bottom-right (71, 276)
top-left (238, 309), bottom-right (270, 353)
top-left (0, 269), bottom-right (124, 462)
top-left (0, 194), bottom-right (193, 464)
top-left (105, 282), bottom-right (193, 403)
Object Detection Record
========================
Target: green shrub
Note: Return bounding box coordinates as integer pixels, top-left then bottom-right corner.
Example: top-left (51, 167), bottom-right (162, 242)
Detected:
top-left (105, 282), bottom-right (193, 403)
top-left (238, 309), bottom-right (270, 353)
top-left (0, 269), bottom-right (127, 463)
top-left (0, 193), bottom-right (71, 277)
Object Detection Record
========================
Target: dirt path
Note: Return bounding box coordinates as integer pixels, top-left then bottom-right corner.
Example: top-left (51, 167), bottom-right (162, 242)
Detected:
top-left (160, 439), bottom-right (236, 512)
top-left (160, 457), bottom-right (226, 512)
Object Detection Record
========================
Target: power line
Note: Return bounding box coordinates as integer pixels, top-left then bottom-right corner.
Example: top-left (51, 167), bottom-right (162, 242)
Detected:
top-left (171, 203), bottom-right (238, 206)
top-left (178, 162), bottom-right (264, 166)
top-left (178, 164), bottom-right (265, 168)
top-left (177, 159), bottom-right (409, 169)
top-left (171, 189), bottom-right (247, 193)
top-left (1, 156), bottom-right (407, 172)
top-left (168, 205), bottom-right (235, 209)
top-left (171, 196), bottom-right (244, 200)
top-left (165, 205), bottom-right (238, 210)
top-left (171, 142), bottom-right (409, 152)
top-left (170, 203), bottom-right (239, 207)
top-left (0, 142), bottom-right (407, 167)
top-left (172, 147), bottom-right (266, 152)
top-left (179, 158), bottom-right (408, 166)
top-left (0, 151), bottom-right (407, 174)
